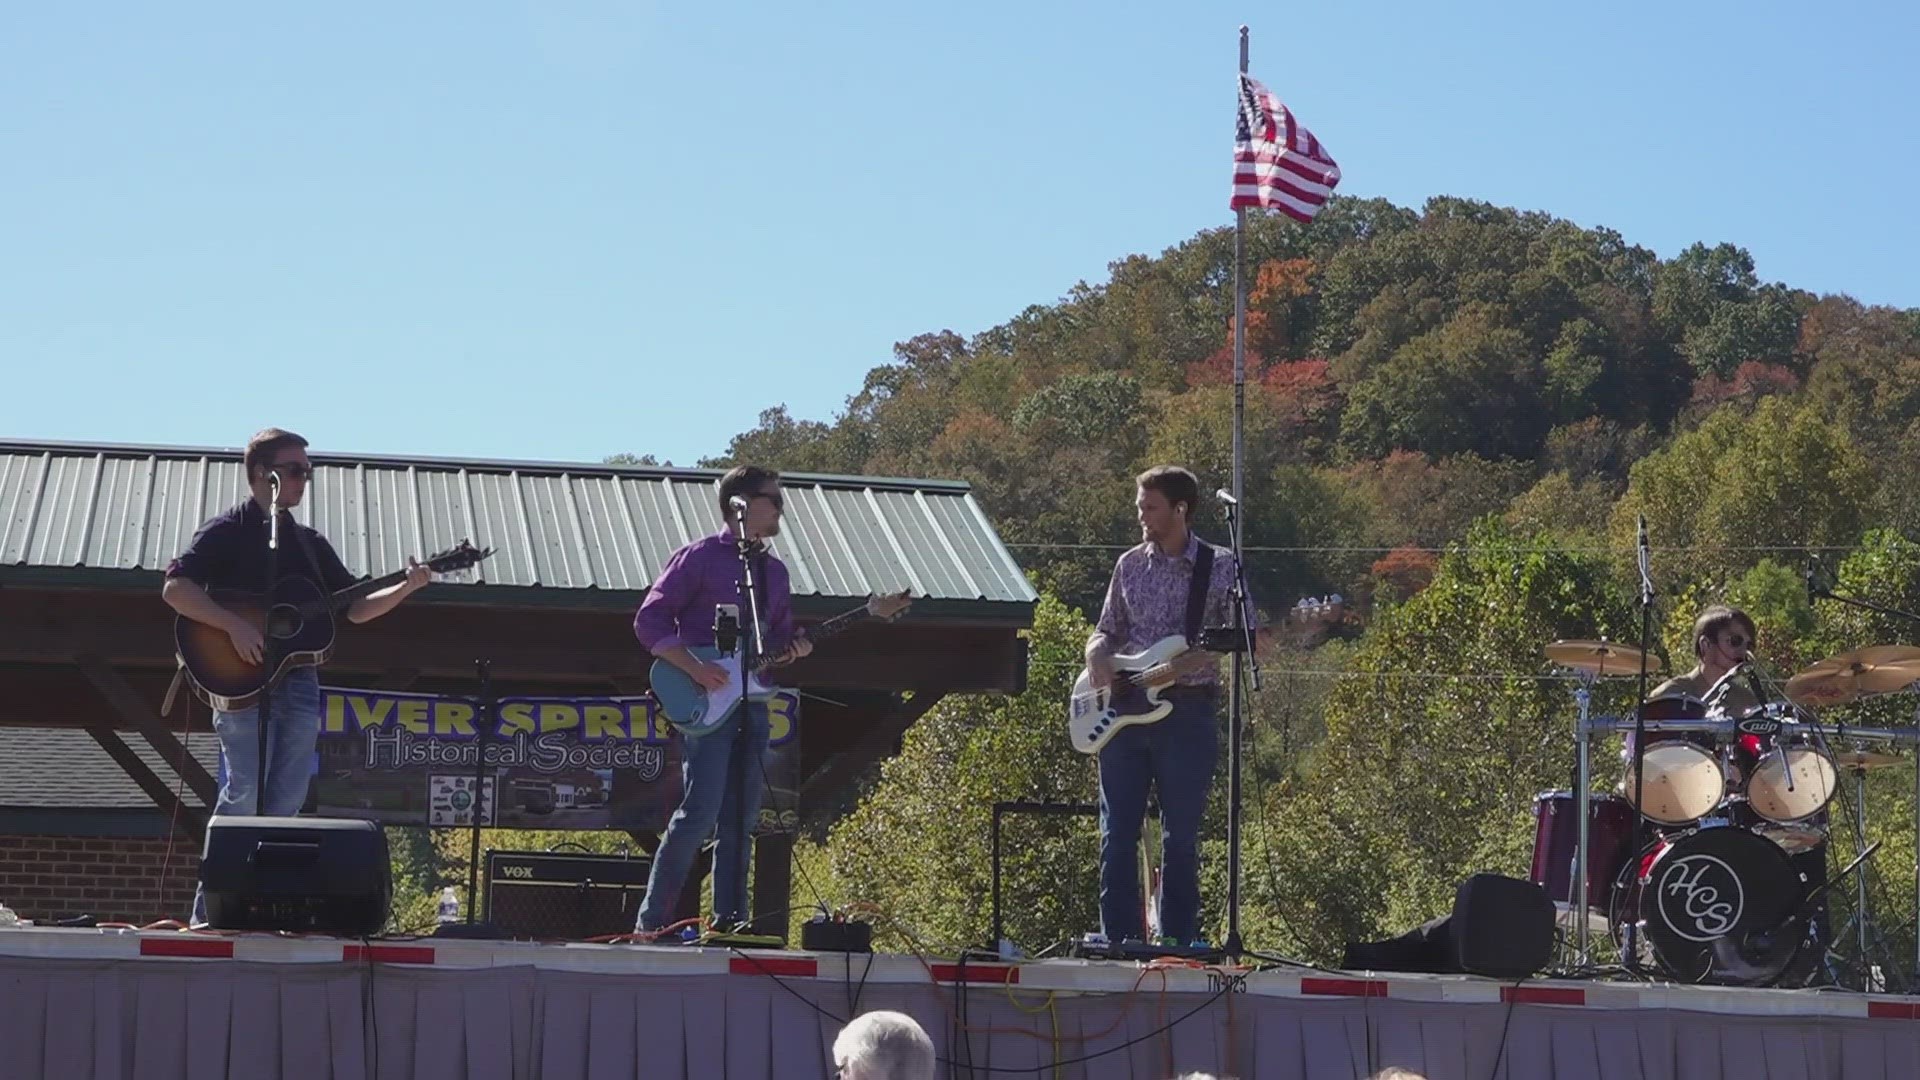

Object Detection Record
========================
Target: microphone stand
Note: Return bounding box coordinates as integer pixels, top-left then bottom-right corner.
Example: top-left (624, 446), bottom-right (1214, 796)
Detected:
top-left (730, 510), bottom-right (765, 934)
top-left (256, 473), bottom-right (283, 818)
top-left (1626, 516), bottom-right (1655, 971)
top-left (1218, 496), bottom-right (1261, 959)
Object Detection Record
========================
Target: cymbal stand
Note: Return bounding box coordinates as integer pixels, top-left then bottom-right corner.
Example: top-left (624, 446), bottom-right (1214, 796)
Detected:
top-left (1571, 667), bottom-right (1596, 969)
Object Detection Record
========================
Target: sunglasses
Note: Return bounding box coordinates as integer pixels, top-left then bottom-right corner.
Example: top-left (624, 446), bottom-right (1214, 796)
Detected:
top-left (270, 464), bottom-right (315, 480)
top-left (1723, 634), bottom-right (1750, 649)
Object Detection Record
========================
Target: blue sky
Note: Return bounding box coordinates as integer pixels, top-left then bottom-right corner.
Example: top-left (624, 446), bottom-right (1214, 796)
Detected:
top-left (4, 1), bottom-right (1914, 468)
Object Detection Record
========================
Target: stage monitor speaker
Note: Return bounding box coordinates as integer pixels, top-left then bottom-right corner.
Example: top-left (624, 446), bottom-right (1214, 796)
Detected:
top-left (1342, 873), bottom-right (1553, 980)
top-left (484, 849), bottom-right (652, 940)
top-left (199, 815), bottom-right (391, 934)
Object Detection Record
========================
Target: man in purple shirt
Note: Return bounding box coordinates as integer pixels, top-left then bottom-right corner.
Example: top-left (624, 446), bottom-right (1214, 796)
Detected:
top-left (632, 464), bottom-right (812, 932)
top-left (1084, 465), bottom-right (1239, 944)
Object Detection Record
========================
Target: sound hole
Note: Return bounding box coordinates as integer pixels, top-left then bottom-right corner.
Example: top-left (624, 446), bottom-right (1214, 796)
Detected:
top-left (267, 604), bottom-right (304, 639)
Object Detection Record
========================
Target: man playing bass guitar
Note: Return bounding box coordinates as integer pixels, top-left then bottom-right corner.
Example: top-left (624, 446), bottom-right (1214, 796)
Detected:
top-left (1083, 465), bottom-right (1241, 946)
top-left (632, 464), bottom-right (811, 934)
top-left (163, 428), bottom-right (430, 923)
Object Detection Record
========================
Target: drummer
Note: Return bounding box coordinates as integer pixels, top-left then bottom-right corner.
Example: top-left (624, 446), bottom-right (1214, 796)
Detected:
top-left (1651, 604), bottom-right (1761, 714)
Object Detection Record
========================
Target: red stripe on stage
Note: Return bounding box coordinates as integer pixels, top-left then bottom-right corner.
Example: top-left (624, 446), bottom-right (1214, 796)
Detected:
top-left (930, 963), bottom-right (1019, 984)
top-left (1869, 1001), bottom-right (1919, 1020)
top-left (140, 937), bottom-right (234, 959)
top-left (1502, 986), bottom-right (1586, 1006)
top-left (343, 944), bottom-right (436, 965)
top-left (1300, 978), bottom-right (1387, 998)
top-left (731, 956), bottom-right (819, 978)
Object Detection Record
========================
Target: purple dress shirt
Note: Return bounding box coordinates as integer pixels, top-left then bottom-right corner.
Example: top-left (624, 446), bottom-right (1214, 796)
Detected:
top-left (1090, 533), bottom-right (1241, 687)
top-left (634, 529), bottom-right (795, 662)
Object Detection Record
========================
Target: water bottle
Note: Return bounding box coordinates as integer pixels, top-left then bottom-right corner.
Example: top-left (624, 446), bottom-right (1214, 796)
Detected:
top-left (0, 902), bottom-right (19, 928)
top-left (437, 887), bottom-right (460, 924)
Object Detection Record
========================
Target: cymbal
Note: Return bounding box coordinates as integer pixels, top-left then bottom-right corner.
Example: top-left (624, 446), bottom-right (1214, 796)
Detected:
top-left (1543, 639), bottom-right (1662, 677)
top-left (1831, 749), bottom-right (1906, 771)
top-left (1785, 645), bottom-right (1920, 707)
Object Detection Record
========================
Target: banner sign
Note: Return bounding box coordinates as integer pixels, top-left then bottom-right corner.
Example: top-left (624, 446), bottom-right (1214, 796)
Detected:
top-left (307, 687), bottom-right (800, 834)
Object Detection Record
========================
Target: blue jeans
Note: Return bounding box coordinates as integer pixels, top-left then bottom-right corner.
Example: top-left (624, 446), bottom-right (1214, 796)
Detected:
top-left (637, 701), bottom-right (771, 931)
top-left (191, 667), bottom-right (322, 924)
top-left (1098, 688), bottom-right (1217, 943)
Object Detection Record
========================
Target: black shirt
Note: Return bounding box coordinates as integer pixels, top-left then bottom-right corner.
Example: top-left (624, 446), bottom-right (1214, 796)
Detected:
top-left (165, 499), bottom-right (357, 595)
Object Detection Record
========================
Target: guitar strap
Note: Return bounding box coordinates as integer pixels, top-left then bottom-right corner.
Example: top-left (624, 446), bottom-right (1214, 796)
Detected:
top-left (1183, 540), bottom-right (1215, 646)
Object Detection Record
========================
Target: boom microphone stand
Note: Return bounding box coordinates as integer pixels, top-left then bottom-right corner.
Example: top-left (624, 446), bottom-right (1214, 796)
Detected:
top-left (1216, 490), bottom-right (1261, 959)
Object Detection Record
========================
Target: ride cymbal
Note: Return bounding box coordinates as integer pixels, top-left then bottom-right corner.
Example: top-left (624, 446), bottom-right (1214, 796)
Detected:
top-left (1785, 645), bottom-right (1920, 707)
top-left (1543, 639), bottom-right (1661, 677)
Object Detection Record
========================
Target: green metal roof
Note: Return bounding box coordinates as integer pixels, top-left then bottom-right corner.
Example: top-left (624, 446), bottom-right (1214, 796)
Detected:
top-left (0, 439), bottom-right (1037, 618)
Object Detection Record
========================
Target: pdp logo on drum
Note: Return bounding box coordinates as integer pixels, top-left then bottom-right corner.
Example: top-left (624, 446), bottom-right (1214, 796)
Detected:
top-left (1657, 854), bottom-right (1744, 942)
top-left (1736, 714), bottom-right (1783, 737)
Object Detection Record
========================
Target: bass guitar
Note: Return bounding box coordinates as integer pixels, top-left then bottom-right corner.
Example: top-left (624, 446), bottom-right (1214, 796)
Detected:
top-left (651, 590), bottom-right (912, 736)
top-left (1067, 598), bottom-right (1342, 754)
top-left (173, 540), bottom-right (494, 711)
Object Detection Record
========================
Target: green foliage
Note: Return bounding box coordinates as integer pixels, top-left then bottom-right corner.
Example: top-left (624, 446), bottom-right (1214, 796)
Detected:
top-left (816, 595), bottom-right (1101, 954)
top-left (1613, 397), bottom-right (1874, 586)
top-left (1246, 519), bottom-right (1635, 960)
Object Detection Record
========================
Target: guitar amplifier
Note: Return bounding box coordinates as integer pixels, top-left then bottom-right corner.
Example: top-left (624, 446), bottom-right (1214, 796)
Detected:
top-left (483, 849), bottom-right (653, 940)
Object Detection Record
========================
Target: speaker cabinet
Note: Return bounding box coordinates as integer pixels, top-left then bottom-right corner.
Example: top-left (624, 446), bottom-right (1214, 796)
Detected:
top-left (199, 815), bottom-right (391, 934)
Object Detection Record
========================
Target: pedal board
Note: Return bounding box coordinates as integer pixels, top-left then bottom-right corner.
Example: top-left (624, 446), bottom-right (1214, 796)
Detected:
top-left (1068, 934), bottom-right (1224, 963)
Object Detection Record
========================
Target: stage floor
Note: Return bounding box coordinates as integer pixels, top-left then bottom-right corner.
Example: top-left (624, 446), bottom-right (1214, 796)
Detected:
top-left (4, 925), bottom-right (1920, 1078)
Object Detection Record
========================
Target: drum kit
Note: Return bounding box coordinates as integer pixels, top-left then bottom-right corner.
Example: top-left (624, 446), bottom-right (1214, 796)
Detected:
top-left (1534, 638), bottom-right (1920, 988)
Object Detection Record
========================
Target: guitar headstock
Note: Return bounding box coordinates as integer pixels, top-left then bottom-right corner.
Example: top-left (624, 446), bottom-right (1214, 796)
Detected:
top-left (423, 540), bottom-right (496, 575)
top-left (866, 589), bottom-right (913, 622)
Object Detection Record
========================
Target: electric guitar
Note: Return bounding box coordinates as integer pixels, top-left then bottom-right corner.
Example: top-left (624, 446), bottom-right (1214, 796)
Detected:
top-left (1067, 598), bottom-right (1343, 754)
top-left (173, 540), bottom-right (494, 711)
top-left (651, 590), bottom-right (913, 736)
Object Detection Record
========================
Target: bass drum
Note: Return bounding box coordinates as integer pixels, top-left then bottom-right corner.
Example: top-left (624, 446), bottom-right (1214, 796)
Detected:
top-left (1636, 826), bottom-right (1809, 985)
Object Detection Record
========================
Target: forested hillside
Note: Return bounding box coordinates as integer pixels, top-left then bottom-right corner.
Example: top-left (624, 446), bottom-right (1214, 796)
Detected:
top-left (691, 195), bottom-right (1920, 961)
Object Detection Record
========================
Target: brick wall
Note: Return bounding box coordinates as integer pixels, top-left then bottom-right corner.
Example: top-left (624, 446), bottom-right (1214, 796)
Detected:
top-left (0, 833), bottom-right (199, 924)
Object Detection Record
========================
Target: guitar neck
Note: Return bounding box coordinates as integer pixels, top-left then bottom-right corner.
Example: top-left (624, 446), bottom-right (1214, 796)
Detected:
top-left (297, 570), bottom-right (408, 616)
top-left (749, 604), bottom-right (867, 674)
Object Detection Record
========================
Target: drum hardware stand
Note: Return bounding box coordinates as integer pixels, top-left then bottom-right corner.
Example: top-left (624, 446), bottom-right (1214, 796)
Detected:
top-left (1806, 567), bottom-right (1920, 986)
top-left (1624, 515), bottom-right (1657, 974)
top-left (1571, 668), bottom-right (1597, 970)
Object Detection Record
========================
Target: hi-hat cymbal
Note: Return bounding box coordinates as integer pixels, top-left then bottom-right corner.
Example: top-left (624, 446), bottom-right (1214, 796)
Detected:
top-left (1785, 645), bottom-right (1920, 707)
top-left (1831, 749), bottom-right (1906, 770)
top-left (1543, 639), bottom-right (1662, 677)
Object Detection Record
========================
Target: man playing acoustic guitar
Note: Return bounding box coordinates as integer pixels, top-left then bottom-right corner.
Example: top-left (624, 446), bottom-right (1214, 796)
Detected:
top-left (1083, 465), bottom-right (1241, 946)
top-left (163, 428), bottom-right (430, 923)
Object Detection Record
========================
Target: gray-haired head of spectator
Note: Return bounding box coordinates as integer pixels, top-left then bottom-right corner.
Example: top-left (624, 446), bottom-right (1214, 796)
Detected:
top-left (1367, 1068), bottom-right (1428, 1080)
top-left (832, 1011), bottom-right (936, 1080)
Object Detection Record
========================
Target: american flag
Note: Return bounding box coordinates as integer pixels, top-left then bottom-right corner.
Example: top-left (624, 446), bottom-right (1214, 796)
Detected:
top-left (1231, 74), bottom-right (1340, 221)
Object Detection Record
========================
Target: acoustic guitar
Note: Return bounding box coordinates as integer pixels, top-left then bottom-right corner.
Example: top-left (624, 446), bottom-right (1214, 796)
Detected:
top-left (173, 540), bottom-right (493, 711)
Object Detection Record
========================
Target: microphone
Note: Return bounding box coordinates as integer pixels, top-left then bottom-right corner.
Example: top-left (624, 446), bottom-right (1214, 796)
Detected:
top-left (713, 603), bottom-right (740, 654)
top-left (267, 470), bottom-right (283, 551)
top-left (1635, 513), bottom-right (1653, 603)
top-left (728, 494), bottom-right (750, 514)
top-left (1805, 554), bottom-right (1821, 605)
top-left (1214, 489), bottom-right (1238, 507)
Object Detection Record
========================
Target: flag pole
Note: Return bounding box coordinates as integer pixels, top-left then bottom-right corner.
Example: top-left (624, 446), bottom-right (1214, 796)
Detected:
top-left (1223, 22), bottom-right (1250, 960)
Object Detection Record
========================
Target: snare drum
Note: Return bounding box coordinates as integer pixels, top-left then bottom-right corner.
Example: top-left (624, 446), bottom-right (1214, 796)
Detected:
top-left (1621, 694), bottom-right (1728, 825)
top-left (1529, 791), bottom-right (1636, 910)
